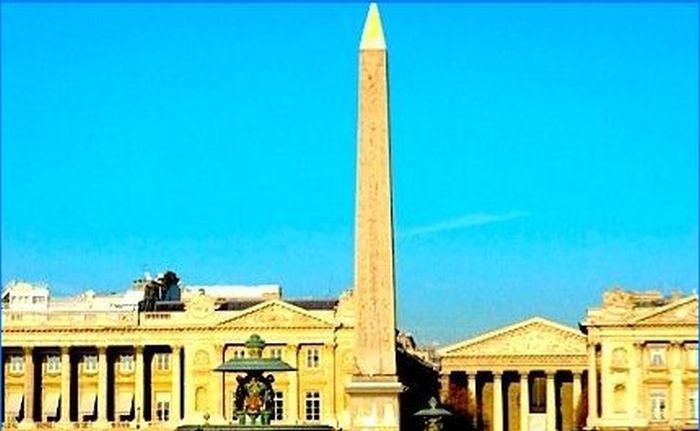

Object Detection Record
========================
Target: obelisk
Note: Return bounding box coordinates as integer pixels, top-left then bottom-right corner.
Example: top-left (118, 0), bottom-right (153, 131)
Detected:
top-left (346, 3), bottom-right (402, 430)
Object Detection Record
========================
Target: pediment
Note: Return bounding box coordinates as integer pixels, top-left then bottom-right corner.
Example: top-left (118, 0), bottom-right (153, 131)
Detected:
top-left (217, 300), bottom-right (335, 329)
top-left (439, 317), bottom-right (586, 357)
top-left (632, 296), bottom-right (698, 325)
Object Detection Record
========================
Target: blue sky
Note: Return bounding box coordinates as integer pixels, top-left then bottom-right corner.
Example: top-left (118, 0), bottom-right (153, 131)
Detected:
top-left (1, 3), bottom-right (697, 344)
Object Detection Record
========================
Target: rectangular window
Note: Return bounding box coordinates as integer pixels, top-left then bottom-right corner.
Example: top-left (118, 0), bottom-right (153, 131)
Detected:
top-left (156, 400), bottom-right (170, 422)
top-left (306, 348), bottom-right (320, 368)
top-left (273, 391), bottom-right (284, 421)
top-left (84, 355), bottom-right (98, 372)
top-left (120, 354), bottom-right (134, 372)
top-left (649, 345), bottom-right (666, 367)
top-left (269, 348), bottom-right (283, 360)
top-left (689, 388), bottom-right (699, 420)
top-left (650, 390), bottom-right (667, 420)
top-left (155, 353), bottom-right (171, 371)
top-left (304, 391), bottom-right (320, 422)
top-left (233, 349), bottom-right (246, 359)
top-left (46, 355), bottom-right (60, 373)
top-left (9, 356), bottom-right (24, 373)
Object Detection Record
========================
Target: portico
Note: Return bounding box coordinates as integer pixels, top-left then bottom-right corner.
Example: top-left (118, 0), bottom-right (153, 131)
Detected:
top-left (438, 317), bottom-right (588, 431)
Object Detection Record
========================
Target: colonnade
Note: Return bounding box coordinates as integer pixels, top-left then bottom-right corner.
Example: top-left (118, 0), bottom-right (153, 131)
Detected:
top-left (441, 368), bottom-right (586, 431)
top-left (3, 344), bottom-right (183, 427)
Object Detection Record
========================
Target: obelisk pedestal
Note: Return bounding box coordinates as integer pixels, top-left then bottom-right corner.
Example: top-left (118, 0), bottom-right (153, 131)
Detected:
top-left (346, 4), bottom-right (402, 431)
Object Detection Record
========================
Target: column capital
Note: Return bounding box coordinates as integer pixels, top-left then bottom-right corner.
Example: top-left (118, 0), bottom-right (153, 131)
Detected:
top-left (517, 369), bottom-right (530, 377)
top-left (572, 369), bottom-right (583, 378)
top-left (492, 370), bottom-right (503, 379)
top-left (22, 346), bottom-right (33, 355)
top-left (545, 370), bottom-right (557, 378)
top-left (97, 345), bottom-right (108, 354)
top-left (60, 346), bottom-right (70, 355)
top-left (134, 344), bottom-right (145, 353)
top-left (172, 344), bottom-right (183, 353)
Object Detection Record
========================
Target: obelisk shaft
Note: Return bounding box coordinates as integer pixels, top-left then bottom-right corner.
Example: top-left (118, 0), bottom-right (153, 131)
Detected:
top-left (354, 3), bottom-right (397, 377)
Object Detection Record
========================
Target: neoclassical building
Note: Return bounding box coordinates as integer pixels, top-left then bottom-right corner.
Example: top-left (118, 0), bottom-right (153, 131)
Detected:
top-left (581, 289), bottom-right (698, 431)
top-left (1, 277), bottom-right (436, 430)
top-left (438, 317), bottom-right (588, 431)
top-left (2, 279), bottom-right (357, 428)
top-left (438, 290), bottom-right (698, 431)
top-left (3, 3), bottom-right (698, 431)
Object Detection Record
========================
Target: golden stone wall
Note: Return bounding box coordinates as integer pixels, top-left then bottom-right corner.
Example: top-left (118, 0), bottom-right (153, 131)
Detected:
top-left (1, 295), bottom-right (358, 430)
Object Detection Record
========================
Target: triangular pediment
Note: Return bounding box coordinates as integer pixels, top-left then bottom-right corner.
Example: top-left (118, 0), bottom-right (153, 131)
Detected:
top-left (217, 300), bottom-right (335, 329)
top-left (632, 295), bottom-right (698, 325)
top-left (438, 317), bottom-right (586, 357)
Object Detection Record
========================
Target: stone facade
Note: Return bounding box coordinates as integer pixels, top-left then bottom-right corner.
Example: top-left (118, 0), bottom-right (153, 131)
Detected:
top-left (1, 286), bottom-right (359, 430)
top-left (439, 317), bottom-right (587, 431)
top-left (581, 289), bottom-right (698, 431)
top-left (438, 291), bottom-right (699, 431)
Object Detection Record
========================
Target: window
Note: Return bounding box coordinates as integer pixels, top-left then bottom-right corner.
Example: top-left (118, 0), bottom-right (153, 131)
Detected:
top-left (120, 355), bottom-right (134, 372)
top-left (306, 348), bottom-right (320, 368)
top-left (649, 345), bottom-right (666, 367)
top-left (304, 391), bottom-right (320, 422)
top-left (155, 396), bottom-right (170, 422)
top-left (84, 355), bottom-right (98, 372)
top-left (46, 355), bottom-right (60, 373)
top-left (650, 390), bottom-right (667, 420)
top-left (155, 353), bottom-right (170, 371)
top-left (269, 348), bottom-right (283, 360)
top-left (273, 391), bottom-right (284, 421)
top-left (689, 389), bottom-right (698, 420)
top-left (233, 349), bottom-right (246, 359)
top-left (9, 356), bottom-right (24, 373)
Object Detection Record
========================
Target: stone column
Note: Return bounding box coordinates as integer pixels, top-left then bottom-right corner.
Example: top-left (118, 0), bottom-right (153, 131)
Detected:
top-left (59, 347), bottom-right (70, 424)
top-left (546, 371), bottom-right (556, 431)
top-left (324, 343), bottom-right (336, 425)
top-left (97, 346), bottom-right (108, 423)
top-left (670, 342), bottom-right (683, 420)
top-left (171, 345), bottom-right (182, 424)
top-left (23, 347), bottom-right (34, 424)
top-left (520, 371), bottom-right (529, 431)
top-left (631, 343), bottom-right (643, 417)
top-left (600, 343), bottom-right (611, 418)
top-left (211, 344), bottom-right (224, 423)
top-left (467, 373), bottom-right (478, 430)
top-left (572, 371), bottom-right (582, 427)
top-left (134, 345), bottom-right (145, 424)
top-left (586, 343), bottom-right (598, 427)
top-left (288, 344), bottom-right (300, 424)
top-left (439, 373), bottom-right (450, 404)
top-left (493, 372), bottom-right (503, 431)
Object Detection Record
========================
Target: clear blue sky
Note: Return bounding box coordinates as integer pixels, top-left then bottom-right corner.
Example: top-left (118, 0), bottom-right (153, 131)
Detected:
top-left (2, 3), bottom-right (697, 344)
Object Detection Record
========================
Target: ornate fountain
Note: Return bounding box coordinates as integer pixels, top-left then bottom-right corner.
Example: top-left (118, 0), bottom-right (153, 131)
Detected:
top-left (215, 334), bottom-right (295, 426)
top-left (177, 334), bottom-right (333, 431)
